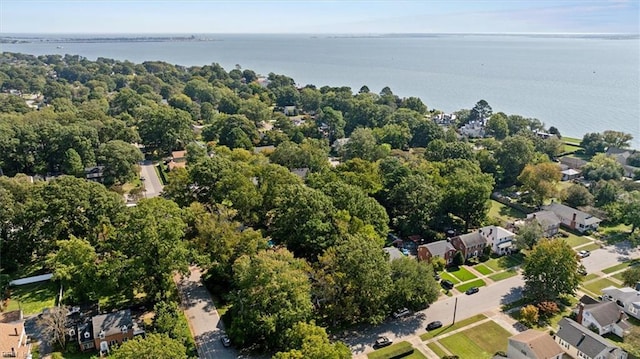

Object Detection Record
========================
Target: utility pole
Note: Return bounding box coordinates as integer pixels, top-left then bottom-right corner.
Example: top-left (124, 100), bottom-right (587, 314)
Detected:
top-left (453, 297), bottom-right (458, 324)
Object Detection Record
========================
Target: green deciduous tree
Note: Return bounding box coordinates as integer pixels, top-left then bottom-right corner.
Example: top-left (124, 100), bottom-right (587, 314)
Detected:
top-left (602, 130), bottom-right (633, 149)
top-left (486, 113), bottom-right (509, 140)
top-left (111, 333), bottom-right (187, 359)
top-left (582, 153), bottom-right (624, 181)
top-left (61, 148), bottom-right (84, 177)
top-left (443, 160), bottom-right (494, 231)
top-left (621, 266), bottom-right (640, 288)
top-left (563, 185), bottom-right (594, 208)
top-left (96, 140), bottom-right (143, 185)
top-left (523, 239), bottom-right (582, 302)
top-left (314, 233), bottom-right (391, 326)
top-left (229, 249), bottom-right (313, 351)
top-left (389, 257), bottom-right (439, 310)
top-left (495, 135), bottom-right (535, 186)
top-left (136, 105), bottom-right (193, 154)
top-left (273, 321), bottom-right (351, 359)
top-left (46, 236), bottom-right (99, 302)
top-left (517, 162), bottom-right (562, 206)
top-left (344, 127), bottom-right (390, 162)
top-left (580, 132), bottom-right (606, 155)
top-left (515, 220), bottom-right (544, 250)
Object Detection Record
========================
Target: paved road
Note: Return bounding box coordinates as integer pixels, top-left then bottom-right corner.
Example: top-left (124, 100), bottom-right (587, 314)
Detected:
top-left (341, 274), bottom-right (525, 355)
top-left (140, 161), bottom-right (163, 198)
top-left (176, 267), bottom-right (238, 359)
top-left (581, 239), bottom-right (640, 273)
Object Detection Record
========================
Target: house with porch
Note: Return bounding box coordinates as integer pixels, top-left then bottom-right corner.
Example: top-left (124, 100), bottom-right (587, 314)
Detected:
top-left (449, 232), bottom-right (487, 259)
top-left (575, 300), bottom-right (631, 338)
top-left (555, 318), bottom-right (627, 359)
top-left (543, 203), bottom-right (601, 233)
top-left (478, 225), bottom-right (515, 255)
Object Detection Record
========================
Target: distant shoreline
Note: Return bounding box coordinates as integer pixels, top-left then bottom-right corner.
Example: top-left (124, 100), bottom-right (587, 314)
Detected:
top-left (0, 35), bottom-right (220, 44)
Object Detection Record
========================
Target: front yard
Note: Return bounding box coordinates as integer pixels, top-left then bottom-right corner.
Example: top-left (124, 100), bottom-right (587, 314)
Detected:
top-left (457, 279), bottom-right (486, 292)
top-left (367, 341), bottom-right (426, 359)
top-left (420, 314), bottom-right (487, 340)
top-left (582, 278), bottom-right (621, 297)
top-left (446, 267), bottom-right (477, 282)
top-left (484, 253), bottom-right (524, 272)
top-left (434, 321), bottom-right (511, 359)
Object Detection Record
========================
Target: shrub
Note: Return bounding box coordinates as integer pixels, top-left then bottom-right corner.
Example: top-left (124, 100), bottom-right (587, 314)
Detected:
top-left (453, 251), bottom-right (464, 266)
top-left (537, 301), bottom-right (560, 317)
top-left (520, 305), bottom-right (539, 326)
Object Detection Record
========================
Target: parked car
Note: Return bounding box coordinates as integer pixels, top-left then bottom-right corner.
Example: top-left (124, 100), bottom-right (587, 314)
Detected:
top-left (578, 250), bottom-right (590, 258)
top-left (578, 266), bottom-right (587, 275)
top-left (220, 335), bottom-right (231, 347)
top-left (441, 279), bottom-right (454, 290)
top-left (426, 321), bottom-right (443, 331)
top-left (434, 274), bottom-right (441, 281)
top-left (465, 287), bottom-right (479, 295)
top-left (393, 307), bottom-right (411, 319)
top-left (373, 336), bottom-right (392, 349)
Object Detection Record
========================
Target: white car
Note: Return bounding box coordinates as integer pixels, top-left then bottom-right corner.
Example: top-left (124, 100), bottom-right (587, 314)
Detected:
top-left (578, 250), bottom-right (590, 258)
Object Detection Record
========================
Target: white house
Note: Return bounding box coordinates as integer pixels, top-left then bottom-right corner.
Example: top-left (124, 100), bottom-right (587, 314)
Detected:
top-left (555, 318), bottom-right (627, 359)
top-left (543, 203), bottom-right (601, 233)
top-left (459, 119), bottom-right (485, 138)
top-left (507, 329), bottom-right (564, 359)
top-left (479, 225), bottom-right (515, 255)
top-left (602, 285), bottom-right (640, 320)
top-left (576, 301), bottom-right (631, 338)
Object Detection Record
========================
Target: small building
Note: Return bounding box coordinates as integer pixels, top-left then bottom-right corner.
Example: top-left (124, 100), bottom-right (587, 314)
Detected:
top-left (383, 247), bottom-right (404, 262)
top-left (507, 329), bottom-right (564, 359)
top-left (459, 120), bottom-right (485, 138)
top-left (561, 169), bottom-right (581, 181)
top-left (85, 166), bottom-right (105, 183)
top-left (0, 322), bottom-right (32, 359)
top-left (526, 211), bottom-right (562, 237)
top-left (559, 156), bottom-right (588, 170)
top-left (168, 150), bottom-right (187, 171)
top-left (601, 285), bottom-right (640, 320)
top-left (576, 301), bottom-right (631, 338)
top-left (543, 203), bottom-right (601, 233)
top-left (417, 240), bottom-right (456, 265)
top-left (606, 148), bottom-right (639, 178)
top-left (555, 318), bottom-right (627, 359)
top-left (283, 105), bottom-right (297, 116)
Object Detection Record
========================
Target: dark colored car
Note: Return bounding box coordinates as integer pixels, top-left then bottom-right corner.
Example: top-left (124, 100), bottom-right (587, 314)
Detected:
top-left (426, 321), bottom-right (443, 331)
top-left (465, 287), bottom-right (479, 295)
top-left (373, 336), bottom-right (393, 349)
top-left (441, 279), bottom-right (454, 290)
top-left (220, 335), bottom-right (231, 347)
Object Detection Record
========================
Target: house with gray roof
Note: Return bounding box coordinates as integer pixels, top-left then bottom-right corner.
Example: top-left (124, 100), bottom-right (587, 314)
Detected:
top-left (555, 318), bottom-right (627, 359)
top-left (383, 247), bottom-right (404, 262)
top-left (90, 309), bottom-right (143, 356)
top-left (479, 225), bottom-right (515, 255)
top-left (602, 285), bottom-right (640, 320)
top-left (543, 203), bottom-right (601, 233)
top-left (507, 329), bottom-right (564, 359)
top-left (606, 148), bottom-right (639, 178)
top-left (526, 210), bottom-right (562, 237)
top-left (417, 240), bottom-right (456, 264)
top-left (576, 301), bottom-right (631, 338)
top-left (450, 232), bottom-right (488, 259)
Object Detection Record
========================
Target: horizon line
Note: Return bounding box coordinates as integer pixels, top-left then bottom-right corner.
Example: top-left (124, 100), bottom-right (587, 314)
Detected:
top-left (2, 31), bottom-right (639, 36)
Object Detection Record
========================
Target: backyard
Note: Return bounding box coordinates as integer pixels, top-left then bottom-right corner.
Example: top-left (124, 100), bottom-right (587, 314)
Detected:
top-left (5, 281), bottom-right (58, 315)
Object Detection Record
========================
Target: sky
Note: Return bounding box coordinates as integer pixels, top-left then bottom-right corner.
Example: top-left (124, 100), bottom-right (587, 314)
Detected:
top-left (1, 0), bottom-right (639, 34)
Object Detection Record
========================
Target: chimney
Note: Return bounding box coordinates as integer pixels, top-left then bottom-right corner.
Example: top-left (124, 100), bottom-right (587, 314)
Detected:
top-left (572, 213), bottom-right (577, 221)
top-left (577, 333), bottom-right (586, 346)
top-left (14, 327), bottom-right (18, 336)
top-left (11, 348), bottom-right (15, 356)
top-left (576, 303), bottom-right (585, 324)
top-left (489, 228), bottom-right (493, 235)
top-left (618, 311), bottom-right (624, 322)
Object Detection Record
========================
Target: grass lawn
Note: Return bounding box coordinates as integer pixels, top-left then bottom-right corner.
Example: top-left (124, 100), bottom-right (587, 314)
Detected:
top-left (439, 333), bottom-right (487, 359)
top-left (368, 341), bottom-right (425, 359)
top-left (447, 267), bottom-right (477, 282)
top-left (489, 269), bottom-right (519, 281)
top-left (584, 273), bottom-right (599, 281)
top-left (562, 137), bottom-right (582, 144)
top-left (612, 272), bottom-right (625, 282)
top-left (582, 278), bottom-right (620, 296)
top-left (602, 260), bottom-right (638, 274)
top-left (427, 342), bottom-right (447, 357)
top-left (438, 321), bottom-right (511, 359)
top-left (420, 314), bottom-right (487, 340)
top-left (563, 143), bottom-right (582, 152)
top-left (6, 281), bottom-right (58, 315)
top-left (578, 243), bottom-right (601, 252)
top-left (440, 272), bottom-right (461, 284)
top-left (484, 253), bottom-right (525, 272)
top-left (599, 223), bottom-right (632, 237)
top-left (474, 264), bottom-right (494, 275)
top-left (457, 279), bottom-right (486, 292)
top-left (50, 351), bottom-right (95, 359)
top-left (563, 234), bottom-right (592, 248)
top-left (489, 200), bottom-right (526, 223)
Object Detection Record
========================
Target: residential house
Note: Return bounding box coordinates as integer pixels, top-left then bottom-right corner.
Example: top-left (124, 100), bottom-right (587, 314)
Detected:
top-left (417, 240), bottom-right (456, 265)
top-left (543, 203), bottom-right (601, 233)
top-left (459, 119), bottom-right (486, 138)
top-left (555, 318), bottom-right (627, 359)
top-left (606, 148), bottom-right (639, 178)
top-left (561, 169), bottom-right (581, 181)
top-left (559, 157), bottom-right (588, 170)
top-left (450, 232), bottom-right (487, 259)
top-left (0, 322), bottom-right (31, 359)
top-left (432, 113), bottom-right (457, 126)
top-left (479, 225), bottom-right (515, 255)
top-left (526, 211), bottom-right (562, 237)
top-left (575, 301), bottom-right (631, 338)
top-left (91, 309), bottom-right (137, 356)
top-left (168, 150), bottom-right (187, 171)
top-left (283, 105), bottom-right (296, 116)
top-left (601, 285), bottom-right (640, 320)
top-left (507, 329), bottom-right (564, 359)
top-left (85, 166), bottom-right (105, 183)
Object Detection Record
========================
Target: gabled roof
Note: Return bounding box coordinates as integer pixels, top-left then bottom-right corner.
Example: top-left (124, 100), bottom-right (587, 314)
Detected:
top-left (556, 318), bottom-right (622, 359)
top-left (509, 329), bottom-right (564, 359)
top-left (584, 301), bottom-right (628, 327)
top-left (543, 203), bottom-right (601, 225)
top-left (92, 309), bottom-right (133, 339)
top-left (527, 211), bottom-right (561, 228)
top-left (0, 322), bottom-right (30, 359)
top-left (455, 232), bottom-right (487, 247)
top-left (383, 247), bottom-right (404, 261)
top-left (602, 286), bottom-right (640, 309)
top-left (422, 240), bottom-right (455, 257)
